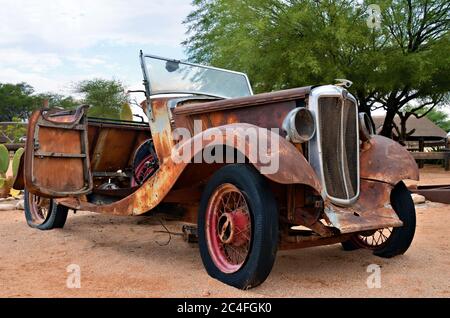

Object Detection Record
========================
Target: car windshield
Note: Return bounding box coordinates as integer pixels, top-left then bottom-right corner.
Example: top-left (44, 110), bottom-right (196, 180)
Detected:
top-left (142, 54), bottom-right (253, 99)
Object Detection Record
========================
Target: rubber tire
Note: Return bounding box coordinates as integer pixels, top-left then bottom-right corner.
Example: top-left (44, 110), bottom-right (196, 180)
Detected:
top-left (198, 164), bottom-right (278, 290)
top-left (341, 182), bottom-right (416, 257)
top-left (24, 189), bottom-right (69, 230)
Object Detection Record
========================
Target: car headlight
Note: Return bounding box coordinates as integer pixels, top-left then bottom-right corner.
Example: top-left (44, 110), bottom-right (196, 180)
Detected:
top-left (358, 112), bottom-right (374, 141)
top-left (282, 108), bottom-right (316, 143)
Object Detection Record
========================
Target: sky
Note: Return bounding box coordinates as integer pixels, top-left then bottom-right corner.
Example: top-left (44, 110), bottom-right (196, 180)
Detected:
top-left (0, 0), bottom-right (193, 96)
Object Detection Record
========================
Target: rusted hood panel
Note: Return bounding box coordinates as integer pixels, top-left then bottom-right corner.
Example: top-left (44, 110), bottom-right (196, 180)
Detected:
top-left (174, 86), bottom-right (312, 116)
top-left (360, 135), bottom-right (419, 184)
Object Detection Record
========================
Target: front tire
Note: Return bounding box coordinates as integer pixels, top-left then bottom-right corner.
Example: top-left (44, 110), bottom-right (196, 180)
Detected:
top-left (341, 182), bottom-right (416, 258)
top-left (24, 189), bottom-right (69, 230)
top-left (198, 164), bottom-right (278, 289)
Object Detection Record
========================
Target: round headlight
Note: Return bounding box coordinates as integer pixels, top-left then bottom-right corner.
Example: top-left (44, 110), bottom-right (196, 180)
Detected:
top-left (358, 112), bottom-right (374, 141)
top-left (282, 108), bottom-right (316, 143)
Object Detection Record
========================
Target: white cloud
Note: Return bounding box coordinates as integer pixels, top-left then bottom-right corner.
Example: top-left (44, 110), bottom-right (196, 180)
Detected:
top-left (0, 0), bottom-right (191, 49)
top-left (66, 56), bottom-right (107, 69)
top-left (0, 67), bottom-right (71, 93)
top-left (0, 48), bottom-right (62, 73)
top-left (0, 0), bottom-right (193, 94)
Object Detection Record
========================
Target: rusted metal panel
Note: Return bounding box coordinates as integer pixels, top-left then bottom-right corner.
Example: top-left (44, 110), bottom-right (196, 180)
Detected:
top-left (175, 101), bottom-right (296, 137)
top-left (24, 106), bottom-right (93, 197)
top-left (148, 98), bottom-right (176, 160)
top-left (324, 179), bottom-right (402, 234)
top-left (279, 234), bottom-right (353, 250)
top-left (87, 124), bottom-right (151, 173)
top-left (174, 86), bottom-right (311, 116)
top-left (90, 128), bottom-right (138, 172)
top-left (360, 135), bottom-right (419, 185)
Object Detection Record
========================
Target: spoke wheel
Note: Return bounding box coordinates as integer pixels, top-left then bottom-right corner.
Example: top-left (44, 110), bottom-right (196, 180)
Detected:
top-left (341, 182), bottom-right (416, 258)
top-left (352, 228), bottom-right (393, 250)
top-left (206, 184), bottom-right (252, 274)
top-left (28, 192), bottom-right (51, 225)
top-left (132, 154), bottom-right (158, 186)
top-left (198, 164), bottom-right (278, 289)
top-left (24, 189), bottom-right (69, 230)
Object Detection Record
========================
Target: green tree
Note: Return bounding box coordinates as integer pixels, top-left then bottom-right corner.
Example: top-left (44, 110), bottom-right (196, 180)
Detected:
top-left (76, 79), bottom-right (129, 119)
top-left (183, 0), bottom-right (450, 138)
top-left (1, 117), bottom-right (27, 144)
top-left (417, 107), bottom-right (450, 132)
top-left (0, 82), bottom-right (39, 121)
top-left (35, 93), bottom-right (80, 110)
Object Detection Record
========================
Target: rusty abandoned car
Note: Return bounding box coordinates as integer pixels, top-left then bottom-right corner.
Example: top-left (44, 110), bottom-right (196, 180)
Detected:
top-left (13, 52), bottom-right (419, 289)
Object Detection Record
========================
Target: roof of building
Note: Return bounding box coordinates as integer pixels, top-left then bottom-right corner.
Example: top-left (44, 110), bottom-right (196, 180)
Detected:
top-left (373, 114), bottom-right (447, 139)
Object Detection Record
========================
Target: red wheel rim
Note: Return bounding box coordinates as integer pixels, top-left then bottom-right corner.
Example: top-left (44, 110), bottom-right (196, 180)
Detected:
top-left (28, 192), bottom-right (51, 224)
top-left (353, 228), bottom-right (393, 250)
top-left (206, 184), bottom-right (252, 274)
top-left (132, 154), bottom-right (156, 186)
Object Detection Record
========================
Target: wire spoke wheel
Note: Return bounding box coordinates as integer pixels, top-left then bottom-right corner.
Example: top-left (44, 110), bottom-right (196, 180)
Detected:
top-left (206, 183), bottom-right (252, 274)
top-left (28, 192), bottom-right (51, 225)
top-left (132, 154), bottom-right (157, 186)
top-left (354, 228), bottom-right (393, 250)
top-left (198, 165), bottom-right (278, 289)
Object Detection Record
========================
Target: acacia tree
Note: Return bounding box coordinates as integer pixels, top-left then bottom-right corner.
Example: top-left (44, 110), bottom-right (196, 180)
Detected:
top-left (35, 93), bottom-right (80, 110)
top-left (424, 108), bottom-right (450, 132)
top-left (183, 0), bottom-right (450, 138)
top-left (372, 0), bottom-right (450, 137)
top-left (0, 82), bottom-right (38, 121)
top-left (76, 79), bottom-right (129, 119)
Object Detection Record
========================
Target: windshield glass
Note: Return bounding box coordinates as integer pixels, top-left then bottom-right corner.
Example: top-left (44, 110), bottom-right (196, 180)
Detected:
top-left (142, 55), bottom-right (252, 99)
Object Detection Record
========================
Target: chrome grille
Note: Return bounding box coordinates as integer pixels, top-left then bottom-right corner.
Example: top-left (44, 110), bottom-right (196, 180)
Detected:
top-left (318, 97), bottom-right (358, 201)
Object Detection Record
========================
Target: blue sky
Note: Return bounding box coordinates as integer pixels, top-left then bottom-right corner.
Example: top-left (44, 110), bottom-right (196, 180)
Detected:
top-left (0, 0), bottom-right (193, 95)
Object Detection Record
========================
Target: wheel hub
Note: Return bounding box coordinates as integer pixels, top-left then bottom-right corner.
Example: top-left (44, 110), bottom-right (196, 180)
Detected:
top-left (217, 209), bottom-right (249, 246)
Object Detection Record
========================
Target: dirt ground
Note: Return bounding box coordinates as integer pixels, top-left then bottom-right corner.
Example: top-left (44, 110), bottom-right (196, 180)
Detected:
top-left (0, 166), bottom-right (449, 298)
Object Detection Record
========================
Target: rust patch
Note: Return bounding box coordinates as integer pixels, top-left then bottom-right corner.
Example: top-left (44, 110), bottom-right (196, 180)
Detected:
top-left (24, 106), bottom-right (93, 197)
top-left (360, 135), bottom-right (419, 184)
top-left (324, 179), bottom-right (402, 234)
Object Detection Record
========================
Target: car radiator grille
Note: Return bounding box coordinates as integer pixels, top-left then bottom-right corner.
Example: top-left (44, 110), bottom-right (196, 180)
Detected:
top-left (318, 97), bottom-right (358, 200)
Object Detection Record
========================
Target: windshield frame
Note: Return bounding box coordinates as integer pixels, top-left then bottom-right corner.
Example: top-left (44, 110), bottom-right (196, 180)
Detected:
top-left (140, 51), bottom-right (253, 99)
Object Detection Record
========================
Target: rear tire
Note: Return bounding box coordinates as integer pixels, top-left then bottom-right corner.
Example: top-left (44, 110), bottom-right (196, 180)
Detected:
top-left (341, 182), bottom-right (416, 258)
top-left (198, 164), bottom-right (278, 289)
top-left (24, 189), bottom-right (69, 230)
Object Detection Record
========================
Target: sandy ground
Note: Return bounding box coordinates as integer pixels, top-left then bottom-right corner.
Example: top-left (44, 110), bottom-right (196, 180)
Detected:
top-left (0, 166), bottom-right (449, 298)
top-left (406, 164), bottom-right (450, 187)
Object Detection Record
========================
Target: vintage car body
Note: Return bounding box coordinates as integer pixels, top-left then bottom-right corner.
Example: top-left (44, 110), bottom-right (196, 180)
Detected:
top-left (16, 52), bottom-right (419, 289)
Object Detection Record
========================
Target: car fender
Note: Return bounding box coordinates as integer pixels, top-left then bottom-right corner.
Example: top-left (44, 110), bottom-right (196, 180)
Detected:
top-left (360, 135), bottom-right (419, 185)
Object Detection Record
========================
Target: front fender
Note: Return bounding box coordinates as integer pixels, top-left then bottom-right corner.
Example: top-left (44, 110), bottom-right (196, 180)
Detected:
top-left (174, 123), bottom-right (322, 190)
top-left (360, 135), bottom-right (419, 185)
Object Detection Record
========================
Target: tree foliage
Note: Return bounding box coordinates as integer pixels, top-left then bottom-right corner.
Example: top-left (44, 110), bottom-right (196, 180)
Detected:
top-left (418, 107), bottom-right (450, 132)
top-left (35, 93), bottom-right (80, 110)
top-left (183, 0), bottom-right (450, 138)
top-left (76, 79), bottom-right (129, 119)
top-left (0, 83), bottom-right (39, 122)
